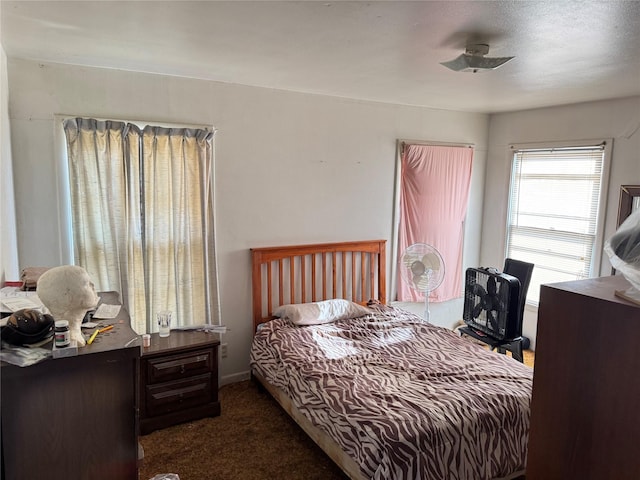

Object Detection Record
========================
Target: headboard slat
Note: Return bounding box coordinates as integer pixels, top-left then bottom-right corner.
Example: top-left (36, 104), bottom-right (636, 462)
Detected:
top-left (301, 255), bottom-right (306, 303)
top-left (312, 254), bottom-right (317, 302)
top-left (332, 252), bottom-right (337, 299)
top-left (351, 253), bottom-right (356, 300)
top-left (369, 253), bottom-right (375, 303)
top-left (289, 257), bottom-right (295, 303)
top-left (278, 260), bottom-right (284, 306)
top-left (267, 261), bottom-right (273, 315)
top-left (322, 252), bottom-right (327, 300)
top-left (361, 252), bottom-right (366, 302)
top-left (341, 252), bottom-right (347, 299)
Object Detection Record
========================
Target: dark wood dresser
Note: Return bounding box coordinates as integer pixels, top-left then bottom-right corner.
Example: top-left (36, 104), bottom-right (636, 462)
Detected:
top-left (139, 330), bottom-right (220, 434)
top-left (1, 292), bottom-right (140, 480)
top-left (527, 275), bottom-right (640, 480)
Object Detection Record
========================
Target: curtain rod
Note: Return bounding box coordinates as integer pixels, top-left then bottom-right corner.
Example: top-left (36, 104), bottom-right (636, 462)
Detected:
top-left (398, 139), bottom-right (475, 151)
top-left (56, 113), bottom-right (214, 132)
top-left (510, 140), bottom-right (607, 152)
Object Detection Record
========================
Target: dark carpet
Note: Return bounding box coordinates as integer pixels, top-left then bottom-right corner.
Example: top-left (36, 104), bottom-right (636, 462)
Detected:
top-left (140, 350), bottom-right (534, 480)
top-left (139, 379), bottom-right (348, 480)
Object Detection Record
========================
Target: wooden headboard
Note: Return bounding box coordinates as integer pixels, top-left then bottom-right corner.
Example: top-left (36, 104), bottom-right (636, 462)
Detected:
top-left (251, 240), bottom-right (386, 332)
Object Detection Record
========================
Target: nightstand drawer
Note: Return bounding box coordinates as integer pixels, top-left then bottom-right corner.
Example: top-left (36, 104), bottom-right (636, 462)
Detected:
top-left (146, 349), bottom-right (213, 383)
top-left (146, 373), bottom-right (213, 416)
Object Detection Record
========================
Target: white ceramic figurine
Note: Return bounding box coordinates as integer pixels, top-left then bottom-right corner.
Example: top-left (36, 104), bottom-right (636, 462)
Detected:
top-left (36, 265), bottom-right (100, 347)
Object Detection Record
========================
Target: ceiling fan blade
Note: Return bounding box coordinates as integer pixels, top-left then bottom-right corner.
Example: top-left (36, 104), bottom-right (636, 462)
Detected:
top-left (441, 45), bottom-right (514, 73)
top-left (440, 54), bottom-right (470, 72)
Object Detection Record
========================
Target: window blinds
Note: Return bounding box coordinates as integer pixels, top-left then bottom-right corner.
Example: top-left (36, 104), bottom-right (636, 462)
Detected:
top-left (506, 144), bottom-right (605, 304)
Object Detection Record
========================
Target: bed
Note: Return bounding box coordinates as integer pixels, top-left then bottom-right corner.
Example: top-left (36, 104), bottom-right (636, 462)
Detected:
top-left (249, 240), bottom-right (532, 480)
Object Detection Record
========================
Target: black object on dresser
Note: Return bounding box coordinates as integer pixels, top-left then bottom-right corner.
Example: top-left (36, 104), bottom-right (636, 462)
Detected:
top-left (1, 292), bottom-right (140, 480)
top-left (139, 330), bottom-right (221, 434)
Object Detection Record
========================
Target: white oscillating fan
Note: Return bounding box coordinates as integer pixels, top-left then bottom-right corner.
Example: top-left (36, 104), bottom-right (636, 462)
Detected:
top-left (400, 243), bottom-right (445, 322)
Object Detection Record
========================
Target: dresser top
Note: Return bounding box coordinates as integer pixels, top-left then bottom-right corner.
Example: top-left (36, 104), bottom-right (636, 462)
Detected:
top-left (543, 275), bottom-right (639, 308)
top-left (141, 329), bottom-right (220, 356)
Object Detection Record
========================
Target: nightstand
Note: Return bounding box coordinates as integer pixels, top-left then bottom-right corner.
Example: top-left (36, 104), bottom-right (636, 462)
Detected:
top-left (139, 330), bottom-right (221, 434)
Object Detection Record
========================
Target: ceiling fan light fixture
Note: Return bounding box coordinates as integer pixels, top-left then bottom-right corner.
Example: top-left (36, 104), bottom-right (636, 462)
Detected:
top-left (440, 43), bottom-right (514, 73)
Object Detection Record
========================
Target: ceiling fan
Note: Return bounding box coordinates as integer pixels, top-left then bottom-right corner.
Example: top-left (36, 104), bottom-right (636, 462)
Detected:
top-left (440, 44), bottom-right (514, 73)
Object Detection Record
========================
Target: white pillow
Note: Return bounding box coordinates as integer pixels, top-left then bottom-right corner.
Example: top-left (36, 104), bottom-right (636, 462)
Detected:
top-left (273, 299), bottom-right (371, 326)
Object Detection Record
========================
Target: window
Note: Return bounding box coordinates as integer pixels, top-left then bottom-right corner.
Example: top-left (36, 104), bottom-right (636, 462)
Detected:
top-left (506, 141), bottom-right (610, 305)
top-left (62, 118), bottom-right (220, 334)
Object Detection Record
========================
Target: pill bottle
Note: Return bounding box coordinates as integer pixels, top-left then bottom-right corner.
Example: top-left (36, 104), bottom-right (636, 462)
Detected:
top-left (54, 320), bottom-right (70, 348)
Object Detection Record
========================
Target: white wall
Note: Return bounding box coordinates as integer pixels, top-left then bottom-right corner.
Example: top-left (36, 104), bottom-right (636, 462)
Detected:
top-left (7, 58), bottom-right (489, 382)
top-left (483, 97), bottom-right (640, 349)
top-left (0, 44), bottom-right (19, 284)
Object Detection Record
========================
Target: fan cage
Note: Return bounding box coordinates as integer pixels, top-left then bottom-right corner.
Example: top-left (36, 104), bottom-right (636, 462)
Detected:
top-left (400, 244), bottom-right (445, 294)
top-left (462, 268), bottom-right (521, 341)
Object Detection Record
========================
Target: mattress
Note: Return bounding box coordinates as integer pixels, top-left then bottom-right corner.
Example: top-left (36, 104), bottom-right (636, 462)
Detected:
top-left (250, 303), bottom-right (533, 480)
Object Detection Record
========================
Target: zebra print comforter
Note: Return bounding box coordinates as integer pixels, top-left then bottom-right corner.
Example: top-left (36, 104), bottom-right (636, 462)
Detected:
top-left (250, 303), bottom-right (533, 480)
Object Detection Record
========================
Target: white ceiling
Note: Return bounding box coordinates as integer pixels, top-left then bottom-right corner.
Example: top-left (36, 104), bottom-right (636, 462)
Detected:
top-left (2, 0), bottom-right (640, 113)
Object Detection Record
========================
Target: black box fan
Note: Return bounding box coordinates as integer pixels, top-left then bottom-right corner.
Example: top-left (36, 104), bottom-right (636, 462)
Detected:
top-left (463, 267), bottom-right (521, 341)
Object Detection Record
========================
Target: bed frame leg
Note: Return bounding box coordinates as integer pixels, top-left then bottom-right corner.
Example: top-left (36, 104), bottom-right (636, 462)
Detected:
top-left (250, 371), bottom-right (266, 393)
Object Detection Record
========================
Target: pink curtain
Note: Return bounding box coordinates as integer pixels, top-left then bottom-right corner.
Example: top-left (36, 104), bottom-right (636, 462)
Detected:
top-left (398, 144), bottom-right (473, 302)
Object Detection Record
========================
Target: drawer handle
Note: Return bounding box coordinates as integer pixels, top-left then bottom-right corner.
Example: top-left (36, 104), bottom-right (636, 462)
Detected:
top-left (180, 365), bottom-right (186, 374)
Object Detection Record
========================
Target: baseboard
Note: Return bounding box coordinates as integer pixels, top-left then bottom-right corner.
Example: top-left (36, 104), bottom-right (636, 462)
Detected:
top-left (220, 370), bottom-right (251, 386)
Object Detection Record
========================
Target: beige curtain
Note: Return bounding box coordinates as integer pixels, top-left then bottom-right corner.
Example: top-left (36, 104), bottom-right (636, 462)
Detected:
top-left (63, 118), bottom-right (219, 333)
top-left (141, 126), bottom-right (217, 332)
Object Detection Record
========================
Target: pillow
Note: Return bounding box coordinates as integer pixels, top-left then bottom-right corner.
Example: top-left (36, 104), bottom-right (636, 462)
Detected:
top-left (273, 299), bottom-right (371, 326)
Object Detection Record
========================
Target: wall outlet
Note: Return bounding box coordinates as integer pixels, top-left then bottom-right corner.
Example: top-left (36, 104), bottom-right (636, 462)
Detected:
top-left (220, 343), bottom-right (228, 358)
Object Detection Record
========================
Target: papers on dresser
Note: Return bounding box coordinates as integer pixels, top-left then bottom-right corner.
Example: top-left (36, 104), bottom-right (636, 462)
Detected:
top-left (2, 296), bottom-right (42, 312)
top-left (1, 287), bottom-right (45, 316)
top-left (92, 303), bottom-right (121, 319)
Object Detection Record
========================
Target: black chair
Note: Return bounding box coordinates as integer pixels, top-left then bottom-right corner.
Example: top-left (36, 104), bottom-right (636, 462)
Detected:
top-left (459, 258), bottom-right (534, 363)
